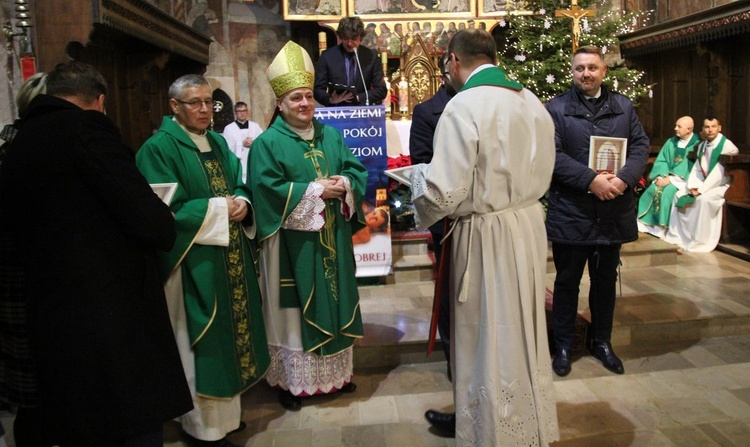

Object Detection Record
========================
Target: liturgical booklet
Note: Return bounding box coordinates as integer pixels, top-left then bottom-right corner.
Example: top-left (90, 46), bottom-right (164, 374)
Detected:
top-left (384, 166), bottom-right (414, 187)
top-left (150, 183), bottom-right (178, 205)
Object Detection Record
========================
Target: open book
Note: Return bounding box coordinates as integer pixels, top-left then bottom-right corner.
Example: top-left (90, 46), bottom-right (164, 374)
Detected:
top-left (150, 183), bottom-right (178, 205)
top-left (384, 166), bottom-right (414, 187)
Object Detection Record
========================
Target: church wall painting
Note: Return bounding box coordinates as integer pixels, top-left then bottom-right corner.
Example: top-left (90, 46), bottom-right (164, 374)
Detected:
top-left (283, 0), bottom-right (346, 19)
top-left (349, 0), bottom-right (475, 19)
top-left (479, 0), bottom-right (531, 17)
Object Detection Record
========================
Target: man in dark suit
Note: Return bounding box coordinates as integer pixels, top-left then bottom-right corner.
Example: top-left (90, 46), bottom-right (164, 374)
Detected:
top-left (314, 16), bottom-right (387, 107)
top-left (0, 62), bottom-right (192, 446)
top-left (409, 51), bottom-right (456, 381)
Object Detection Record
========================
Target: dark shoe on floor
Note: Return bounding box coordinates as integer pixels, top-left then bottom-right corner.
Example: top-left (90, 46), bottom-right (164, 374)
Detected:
top-left (552, 348), bottom-right (572, 377)
top-left (278, 389), bottom-right (302, 411)
top-left (424, 409), bottom-right (455, 436)
top-left (340, 382), bottom-right (357, 393)
top-left (589, 341), bottom-right (625, 374)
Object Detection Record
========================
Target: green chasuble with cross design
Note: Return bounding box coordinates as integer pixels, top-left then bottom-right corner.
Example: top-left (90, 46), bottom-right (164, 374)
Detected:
top-left (638, 133), bottom-right (700, 227)
top-left (249, 116), bottom-right (367, 356)
top-left (136, 116), bottom-right (270, 398)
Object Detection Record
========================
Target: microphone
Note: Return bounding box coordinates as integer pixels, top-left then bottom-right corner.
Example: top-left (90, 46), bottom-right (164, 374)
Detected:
top-left (354, 47), bottom-right (369, 106)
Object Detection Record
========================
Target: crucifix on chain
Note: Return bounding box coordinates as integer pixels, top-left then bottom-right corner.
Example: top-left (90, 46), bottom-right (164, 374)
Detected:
top-left (555, 0), bottom-right (596, 53)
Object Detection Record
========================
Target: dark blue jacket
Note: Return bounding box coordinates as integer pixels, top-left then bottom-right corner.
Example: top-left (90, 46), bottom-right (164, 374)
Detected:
top-left (314, 44), bottom-right (387, 106)
top-left (545, 86), bottom-right (649, 245)
top-left (409, 86), bottom-right (452, 165)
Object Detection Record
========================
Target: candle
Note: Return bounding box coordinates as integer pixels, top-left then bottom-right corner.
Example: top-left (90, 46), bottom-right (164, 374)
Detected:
top-left (318, 31), bottom-right (326, 46)
top-left (381, 51), bottom-right (387, 64)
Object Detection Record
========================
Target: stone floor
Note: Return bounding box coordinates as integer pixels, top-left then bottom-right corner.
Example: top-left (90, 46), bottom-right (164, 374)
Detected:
top-left (1, 237), bottom-right (749, 446)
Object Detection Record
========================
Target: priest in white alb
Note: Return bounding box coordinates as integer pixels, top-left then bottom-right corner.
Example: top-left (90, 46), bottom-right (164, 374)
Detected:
top-left (411, 29), bottom-right (559, 446)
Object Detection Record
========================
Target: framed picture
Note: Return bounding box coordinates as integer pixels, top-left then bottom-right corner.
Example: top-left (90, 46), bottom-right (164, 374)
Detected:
top-left (283, 0), bottom-right (346, 21)
top-left (589, 136), bottom-right (628, 176)
top-left (478, 0), bottom-right (535, 17)
top-left (150, 183), bottom-right (178, 206)
top-left (348, 0), bottom-right (475, 20)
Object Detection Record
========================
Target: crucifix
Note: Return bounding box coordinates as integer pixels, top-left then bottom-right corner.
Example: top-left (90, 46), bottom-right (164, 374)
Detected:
top-left (555, 0), bottom-right (596, 53)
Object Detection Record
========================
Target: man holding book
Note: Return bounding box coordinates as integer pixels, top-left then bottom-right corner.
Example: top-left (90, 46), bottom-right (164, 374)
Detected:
top-left (545, 45), bottom-right (649, 377)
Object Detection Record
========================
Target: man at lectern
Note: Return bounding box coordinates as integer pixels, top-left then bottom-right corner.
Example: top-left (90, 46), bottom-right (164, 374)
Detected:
top-left (314, 16), bottom-right (387, 107)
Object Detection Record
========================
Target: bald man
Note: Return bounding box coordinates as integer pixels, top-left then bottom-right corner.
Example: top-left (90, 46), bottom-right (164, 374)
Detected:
top-left (637, 116), bottom-right (700, 238)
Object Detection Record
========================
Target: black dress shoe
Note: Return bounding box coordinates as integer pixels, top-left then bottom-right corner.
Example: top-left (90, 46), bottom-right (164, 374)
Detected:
top-left (278, 389), bottom-right (302, 411)
top-left (589, 341), bottom-right (624, 374)
top-left (424, 409), bottom-right (455, 436)
top-left (552, 348), bottom-right (572, 377)
top-left (340, 382), bottom-right (357, 393)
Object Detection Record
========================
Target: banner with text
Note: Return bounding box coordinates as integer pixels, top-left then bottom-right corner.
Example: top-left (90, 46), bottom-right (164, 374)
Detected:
top-left (314, 105), bottom-right (391, 277)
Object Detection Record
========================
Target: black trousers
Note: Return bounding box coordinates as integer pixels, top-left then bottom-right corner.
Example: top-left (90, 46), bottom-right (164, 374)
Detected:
top-left (551, 242), bottom-right (621, 350)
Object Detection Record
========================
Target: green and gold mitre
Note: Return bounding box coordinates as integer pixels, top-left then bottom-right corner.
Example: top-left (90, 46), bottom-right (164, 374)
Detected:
top-left (266, 41), bottom-right (315, 98)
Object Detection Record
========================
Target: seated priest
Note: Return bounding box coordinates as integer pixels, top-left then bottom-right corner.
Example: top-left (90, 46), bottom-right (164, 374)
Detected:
top-left (637, 116), bottom-right (700, 239)
top-left (664, 116), bottom-right (739, 252)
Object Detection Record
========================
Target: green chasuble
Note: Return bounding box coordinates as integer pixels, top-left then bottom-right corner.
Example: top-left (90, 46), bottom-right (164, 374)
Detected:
top-left (638, 133), bottom-right (700, 227)
top-left (249, 116), bottom-right (367, 356)
top-left (136, 117), bottom-right (269, 398)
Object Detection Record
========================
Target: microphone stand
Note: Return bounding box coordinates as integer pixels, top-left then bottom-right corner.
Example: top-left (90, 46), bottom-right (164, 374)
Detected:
top-left (353, 47), bottom-right (369, 106)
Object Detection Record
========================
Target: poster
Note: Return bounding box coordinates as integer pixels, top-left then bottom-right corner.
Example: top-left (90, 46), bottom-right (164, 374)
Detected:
top-left (314, 105), bottom-right (392, 277)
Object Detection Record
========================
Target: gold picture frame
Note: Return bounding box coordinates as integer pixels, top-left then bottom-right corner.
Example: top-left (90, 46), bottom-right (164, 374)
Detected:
top-left (477, 0), bottom-right (534, 18)
top-left (348, 0), bottom-right (476, 20)
top-left (283, 0), bottom-right (346, 21)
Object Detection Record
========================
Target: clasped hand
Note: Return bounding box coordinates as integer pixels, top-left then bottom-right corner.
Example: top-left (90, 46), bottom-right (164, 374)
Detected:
top-left (225, 196), bottom-right (248, 222)
top-left (318, 176), bottom-right (346, 200)
top-left (589, 174), bottom-right (626, 201)
top-left (330, 90), bottom-right (354, 104)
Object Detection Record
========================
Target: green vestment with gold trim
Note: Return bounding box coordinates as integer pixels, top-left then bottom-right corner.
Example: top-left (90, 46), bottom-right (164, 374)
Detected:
top-left (249, 116), bottom-right (367, 356)
top-left (136, 117), bottom-right (269, 398)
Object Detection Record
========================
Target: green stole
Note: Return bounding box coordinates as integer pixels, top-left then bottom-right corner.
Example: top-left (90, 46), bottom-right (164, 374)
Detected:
top-left (675, 136), bottom-right (727, 208)
top-left (698, 135), bottom-right (726, 176)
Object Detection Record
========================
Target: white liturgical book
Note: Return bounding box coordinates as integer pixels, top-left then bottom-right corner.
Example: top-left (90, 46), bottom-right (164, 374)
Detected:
top-left (384, 166), bottom-right (414, 187)
top-left (150, 183), bottom-right (178, 205)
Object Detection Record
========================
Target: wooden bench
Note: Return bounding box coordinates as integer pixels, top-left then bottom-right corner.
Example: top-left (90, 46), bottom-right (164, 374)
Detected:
top-left (718, 154), bottom-right (750, 261)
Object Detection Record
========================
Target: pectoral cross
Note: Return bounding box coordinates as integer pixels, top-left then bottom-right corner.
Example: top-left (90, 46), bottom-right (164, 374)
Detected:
top-left (555, 0), bottom-right (596, 53)
top-left (304, 148), bottom-right (328, 179)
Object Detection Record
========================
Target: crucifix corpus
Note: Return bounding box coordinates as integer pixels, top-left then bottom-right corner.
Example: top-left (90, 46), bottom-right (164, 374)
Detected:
top-left (555, 0), bottom-right (596, 52)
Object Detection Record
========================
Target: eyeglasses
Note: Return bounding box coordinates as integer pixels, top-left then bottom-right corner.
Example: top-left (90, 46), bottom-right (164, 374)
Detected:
top-left (175, 98), bottom-right (213, 109)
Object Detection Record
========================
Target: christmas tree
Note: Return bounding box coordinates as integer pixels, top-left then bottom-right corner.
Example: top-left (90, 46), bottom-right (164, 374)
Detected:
top-left (496, 0), bottom-right (653, 104)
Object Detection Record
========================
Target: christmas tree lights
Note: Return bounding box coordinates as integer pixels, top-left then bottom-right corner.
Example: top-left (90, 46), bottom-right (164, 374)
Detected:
top-left (497, 0), bottom-right (654, 104)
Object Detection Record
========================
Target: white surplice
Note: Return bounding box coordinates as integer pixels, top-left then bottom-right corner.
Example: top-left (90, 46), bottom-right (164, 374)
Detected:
top-left (222, 120), bottom-right (263, 182)
top-left (665, 134), bottom-right (739, 252)
top-left (411, 80), bottom-right (559, 446)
